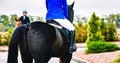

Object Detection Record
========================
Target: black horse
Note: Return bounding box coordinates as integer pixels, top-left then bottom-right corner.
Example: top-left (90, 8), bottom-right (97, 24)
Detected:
top-left (68, 1), bottom-right (74, 23)
top-left (7, 2), bottom-right (75, 63)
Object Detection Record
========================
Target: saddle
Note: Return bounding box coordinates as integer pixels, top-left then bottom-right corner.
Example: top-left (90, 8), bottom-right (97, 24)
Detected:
top-left (47, 20), bottom-right (69, 50)
top-left (47, 20), bottom-right (69, 38)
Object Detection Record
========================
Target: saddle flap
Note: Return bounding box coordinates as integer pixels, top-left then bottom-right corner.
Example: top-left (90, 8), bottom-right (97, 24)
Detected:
top-left (52, 28), bottom-right (62, 51)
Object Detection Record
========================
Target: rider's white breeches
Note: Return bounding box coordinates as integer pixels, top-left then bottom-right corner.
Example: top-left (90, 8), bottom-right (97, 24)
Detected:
top-left (54, 19), bottom-right (75, 31)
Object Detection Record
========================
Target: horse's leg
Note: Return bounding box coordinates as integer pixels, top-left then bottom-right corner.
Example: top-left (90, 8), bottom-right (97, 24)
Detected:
top-left (34, 57), bottom-right (51, 63)
top-left (59, 53), bottom-right (72, 63)
top-left (59, 58), bottom-right (62, 63)
top-left (20, 44), bottom-right (33, 63)
top-left (18, 27), bottom-right (33, 63)
top-left (21, 57), bottom-right (33, 63)
top-left (20, 52), bottom-right (33, 63)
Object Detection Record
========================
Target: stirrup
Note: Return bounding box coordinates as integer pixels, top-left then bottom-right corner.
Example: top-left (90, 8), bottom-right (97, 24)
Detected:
top-left (69, 44), bottom-right (77, 53)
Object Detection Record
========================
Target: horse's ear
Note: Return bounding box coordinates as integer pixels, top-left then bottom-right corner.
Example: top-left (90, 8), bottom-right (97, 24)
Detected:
top-left (15, 18), bottom-right (20, 21)
top-left (15, 18), bottom-right (17, 21)
top-left (71, 1), bottom-right (75, 8)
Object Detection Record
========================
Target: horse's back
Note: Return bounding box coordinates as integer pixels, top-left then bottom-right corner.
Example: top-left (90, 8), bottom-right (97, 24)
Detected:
top-left (30, 22), bottom-right (54, 31)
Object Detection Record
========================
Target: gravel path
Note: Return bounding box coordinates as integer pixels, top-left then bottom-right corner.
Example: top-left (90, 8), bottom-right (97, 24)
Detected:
top-left (1, 42), bottom-right (120, 63)
top-left (74, 50), bottom-right (120, 63)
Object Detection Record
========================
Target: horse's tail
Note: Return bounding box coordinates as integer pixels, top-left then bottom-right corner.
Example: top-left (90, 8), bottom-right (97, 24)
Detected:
top-left (7, 25), bottom-right (33, 63)
top-left (7, 27), bottom-right (21, 63)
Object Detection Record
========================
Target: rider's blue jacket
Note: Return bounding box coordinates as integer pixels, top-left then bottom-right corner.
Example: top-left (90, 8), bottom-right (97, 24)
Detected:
top-left (46, 0), bottom-right (68, 20)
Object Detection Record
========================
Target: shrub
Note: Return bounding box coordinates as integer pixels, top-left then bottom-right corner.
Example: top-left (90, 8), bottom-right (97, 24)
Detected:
top-left (75, 28), bottom-right (87, 43)
top-left (86, 12), bottom-right (104, 44)
top-left (0, 32), bottom-right (11, 46)
top-left (7, 27), bottom-right (14, 35)
top-left (74, 21), bottom-right (87, 43)
top-left (0, 24), bottom-right (6, 32)
top-left (0, 33), bottom-right (1, 42)
top-left (86, 42), bottom-right (119, 54)
top-left (0, 27), bottom-right (14, 46)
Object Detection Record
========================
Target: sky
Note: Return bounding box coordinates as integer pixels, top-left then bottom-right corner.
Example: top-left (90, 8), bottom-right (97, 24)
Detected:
top-left (0, 0), bottom-right (120, 19)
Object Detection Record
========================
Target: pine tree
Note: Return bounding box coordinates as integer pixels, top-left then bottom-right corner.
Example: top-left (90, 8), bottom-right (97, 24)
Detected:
top-left (100, 18), bottom-right (107, 40)
top-left (86, 12), bottom-right (103, 44)
top-left (107, 20), bottom-right (117, 41)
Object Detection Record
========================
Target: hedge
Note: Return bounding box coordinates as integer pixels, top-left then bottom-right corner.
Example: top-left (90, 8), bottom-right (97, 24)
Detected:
top-left (86, 42), bottom-right (119, 54)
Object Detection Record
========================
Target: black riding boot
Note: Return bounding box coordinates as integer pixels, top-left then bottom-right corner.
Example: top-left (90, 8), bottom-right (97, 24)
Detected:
top-left (69, 30), bottom-right (77, 53)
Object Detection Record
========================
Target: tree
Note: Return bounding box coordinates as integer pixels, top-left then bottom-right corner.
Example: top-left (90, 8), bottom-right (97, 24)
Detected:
top-left (75, 15), bottom-right (81, 22)
top-left (103, 14), bottom-right (118, 41)
top-left (10, 14), bottom-right (18, 27)
top-left (37, 17), bottom-right (42, 22)
top-left (28, 15), bottom-right (34, 22)
top-left (1, 15), bottom-right (9, 25)
top-left (86, 12), bottom-right (103, 44)
top-left (106, 14), bottom-right (116, 22)
top-left (115, 14), bottom-right (120, 28)
top-left (81, 17), bottom-right (88, 24)
top-left (100, 18), bottom-right (107, 40)
top-left (1, 15), bottom-right (10, 31)
top-left (107, 19), bottom-right (117, 41)
top-left (75, 15), bottom-right (88, 24)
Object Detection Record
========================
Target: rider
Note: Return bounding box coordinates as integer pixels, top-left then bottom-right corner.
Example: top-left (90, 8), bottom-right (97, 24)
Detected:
top-left (20, 10), bottom-right (30, 25)
top-left (46, 0), bottom-right (77, 53)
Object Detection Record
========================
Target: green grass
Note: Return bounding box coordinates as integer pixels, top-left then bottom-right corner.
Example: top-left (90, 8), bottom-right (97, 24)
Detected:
top-left (111, 55), bottom-right (120, 63)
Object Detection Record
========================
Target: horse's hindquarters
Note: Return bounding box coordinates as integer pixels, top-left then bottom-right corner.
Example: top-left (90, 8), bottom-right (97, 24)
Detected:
top-left (27, 22), bottom-right (56, 62)
top-left (27, 22), bottom-right (72, 63)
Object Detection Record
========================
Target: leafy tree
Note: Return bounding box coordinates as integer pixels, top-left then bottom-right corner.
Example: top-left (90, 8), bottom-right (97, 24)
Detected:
top-left (28, 15), bottom-right (34, 22)
top-left (115, 14), bottom-right (120, 28)
top-left (81, 17), bottom-right (88, 24)
top-left (106, 14), bottom-right (116, 22)
top-left (75, 15), bottom-right (88, 24)
top-left (104, 14), bottom-right (120, 28)
top-left (76, 15), bottom-right (81, 22)
top-left (10, 14), bottom-right (18, 27)
top-left (28, 16), bottom-right (43, 22)
top-left (1, 15), bottom-right (10, 31)
top-left (86, 12), bottom-right (103, 44)
top-left (37, 17), bottom-right (42, 22)
top-left (1, 15), bottom-right (9, 25)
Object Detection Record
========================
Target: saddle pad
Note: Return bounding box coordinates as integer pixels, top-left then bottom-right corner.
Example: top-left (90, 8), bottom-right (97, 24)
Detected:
top-left (49, 23), bottom-right (62, 29)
